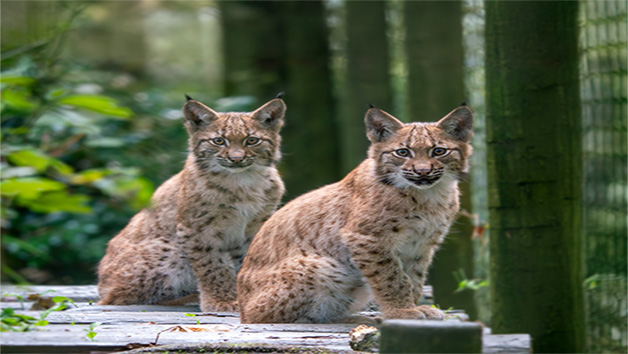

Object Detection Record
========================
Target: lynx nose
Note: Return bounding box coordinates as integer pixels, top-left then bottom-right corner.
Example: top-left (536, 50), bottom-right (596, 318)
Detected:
top-left (413, 164), bottom-right (433, 176)
top-left (228, 151), bottom-right (245, 163)
top-left (229, 154), bottom-right (244, 163)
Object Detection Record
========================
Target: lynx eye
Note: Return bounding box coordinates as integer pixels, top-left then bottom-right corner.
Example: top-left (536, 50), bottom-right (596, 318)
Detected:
top-left (246, 137), bottom-right (261, 146)
top-left (432, 147), bottom-right (448, 157)
top-left (393, 148), bottom-right (411, 158)
top-left (210, 137), bottom-right (226, 146)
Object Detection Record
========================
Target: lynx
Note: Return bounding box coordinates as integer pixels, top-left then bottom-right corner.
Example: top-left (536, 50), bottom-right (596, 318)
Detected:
top-left (237, 105), bottom-right (472, 323)
top-left (98, 95), bottom-right (286, 312)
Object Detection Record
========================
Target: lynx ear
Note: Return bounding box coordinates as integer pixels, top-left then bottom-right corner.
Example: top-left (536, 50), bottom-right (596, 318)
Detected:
top-left (251, 98), bottom-right (286, 132)
top-left (365, 108), bottom-right (404, 143)
top-left (437, 106), bottom-right (473, 142)
top-left (182, 100), bottom-right (219, 131)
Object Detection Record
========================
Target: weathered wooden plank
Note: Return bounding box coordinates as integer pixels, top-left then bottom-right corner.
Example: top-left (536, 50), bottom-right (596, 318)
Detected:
top-left (0, 323), bottom-right (531, 353)
top-left (0, 285), bottom-right (433, 303)
top-left (0, 302), bottom-right (203, 312)
top-left (1, 286), bottom-right (99, 303)
top-left (6, 310), bottom-right (240, 325)
top-left (121, 343), bottom-right (356, 354)
top-left (65, 304), bottom-right (203, 313)
top-left (1, 324), bottom-right (354, 353)
top-left (0, 285), bottom-right (530, 354)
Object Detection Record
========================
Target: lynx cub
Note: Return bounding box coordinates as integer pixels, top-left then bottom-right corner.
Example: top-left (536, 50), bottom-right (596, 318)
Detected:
top-left (98, 96), bottom-right (286, 312)
top-left (238, 105), bottom-right (472, 323)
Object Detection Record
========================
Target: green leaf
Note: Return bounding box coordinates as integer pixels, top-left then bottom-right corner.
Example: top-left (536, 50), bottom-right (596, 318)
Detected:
top-left (52, 296), bottom-right (74, 304)
top-left (47, 88), bottom-right (67, 98)
top-left (70, 169), bottom-right (112, 184)
top-left (40, 302), bottom-right (67, 320)
top-left (13, 314), bottom-right (37, 322)
top-left (0, 177), bottom-right (65, 199)
top-left (1, 322), bottom-right (18, 332)
top-left (8, 150), bottom-right (49, 171)
top-left (7, 150), bottom-right (74, 175)
top-left (3, 127), bottom-right (29, 135)
top-left (1, 308), bottom-right (16, 318)
top-left (58, 95), bottom-right (132, 118)
top-left (2, 317), bottom-right (20, 326)
top-left (35, 320), bottom-right (49, 326)
top-left (1, 88), bottom-right (36, 111)
top-left (47, 159), bottom-right (74, 175)
top-left (24, 191), bottom-right (91, 214)
top-left (86, 331), bottom-right (97, 339)
top-left (0, 75), bottom-right (36, 86)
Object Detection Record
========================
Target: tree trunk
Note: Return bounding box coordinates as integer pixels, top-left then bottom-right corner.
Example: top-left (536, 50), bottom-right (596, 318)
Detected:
top-left (404, 0), bottom-right (477, 320)
top-left (404, 1), bottom-right (466, 121)
top-left (342, 0), bottom-right (392, 173)
top-left (219, 1), bottom-right (339, 199)
top-left (278, 0), bottom-right (341, 199)
top-left (219, 1), bottom-right (285, 99)
top-left (484, 1), bottom-right (584, 352)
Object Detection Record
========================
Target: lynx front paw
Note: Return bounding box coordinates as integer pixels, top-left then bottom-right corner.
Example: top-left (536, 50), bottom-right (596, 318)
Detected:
top-left (384, 305), bottom-right (444, 320)
top-left (200, 299), bottom-right (239, 312)
top-left (416, 305), bottom-right (445, 320)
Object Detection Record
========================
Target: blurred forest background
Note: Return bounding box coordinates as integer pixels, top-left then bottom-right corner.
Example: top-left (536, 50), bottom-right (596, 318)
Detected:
top-left (1, 0), bottom-right (626, 353)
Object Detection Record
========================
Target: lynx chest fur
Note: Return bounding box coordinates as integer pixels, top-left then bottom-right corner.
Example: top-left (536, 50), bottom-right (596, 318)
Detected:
top-left (98, 96), bottom-right (286, 312)
top-left (238, 105), bottom-right (472, 323)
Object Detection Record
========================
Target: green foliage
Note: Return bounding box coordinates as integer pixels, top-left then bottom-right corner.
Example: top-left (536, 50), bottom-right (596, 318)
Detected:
top-left (430, 304), bottom-right (454, 314)
top-left (84, 321), bottom-right (102, 341)
top-left (1, 308), bottom-right (43, 332)
top-left (2, 293), bottom-right (26, 310)
top-left (185, 313), bottom-right (201, 325)
top-left (57, 95), bottom-right (132, 118)
top-left (454, 269), bottom-right (489, 293)
top-left (1, 11), bottom-right (158, 285)
top-left (0, 294), bottom-right (74, 332)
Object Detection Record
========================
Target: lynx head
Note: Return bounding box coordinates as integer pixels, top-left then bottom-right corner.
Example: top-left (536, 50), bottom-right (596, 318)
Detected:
top-left (365, 106), bottom-right (473, 190)
top-left (182, 96), bottom-right (286, 173)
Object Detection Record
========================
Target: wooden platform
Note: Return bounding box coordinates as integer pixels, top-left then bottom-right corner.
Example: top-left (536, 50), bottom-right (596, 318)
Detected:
top-left (0, 285), bottom-right (531, 353)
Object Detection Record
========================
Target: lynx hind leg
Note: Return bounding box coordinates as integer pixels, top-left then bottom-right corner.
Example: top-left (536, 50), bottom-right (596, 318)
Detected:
top-left (241, 256), bottom-right (361, 323)
top-left (98, 259), bottom-right (188, 306)
top-left (97, 264), bottom-right (147, 305)
top-left (98, 280), bottom-right (149, 306)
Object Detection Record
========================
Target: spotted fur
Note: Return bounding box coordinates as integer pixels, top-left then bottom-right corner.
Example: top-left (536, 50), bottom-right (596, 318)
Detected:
top-left (98, 98), bottom-right (286, 311)
top-left (237, 106), bottom-right (472, 323)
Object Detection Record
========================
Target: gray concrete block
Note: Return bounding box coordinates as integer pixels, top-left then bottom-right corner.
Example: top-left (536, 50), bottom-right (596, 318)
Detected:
top-left (380, 319), bottom-right (483, 353)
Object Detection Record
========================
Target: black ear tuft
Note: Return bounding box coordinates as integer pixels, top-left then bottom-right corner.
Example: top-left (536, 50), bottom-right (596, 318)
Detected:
top-left (275, 92), bottom-right (285, 99)
top-left (365, 108), bottom-right (404, 143)
top-left (182, 100), bottom-right (218, 132)
top-left (185, 94), bottom-right (193, 101)
top-left (460, 101), bottom-right (467, 106)
top-left (252, 99), bottom-right (286, 132)
top-left (368, 103), bottom-right (376, 109)
top-left (437, 106), bottom-right (473, 142)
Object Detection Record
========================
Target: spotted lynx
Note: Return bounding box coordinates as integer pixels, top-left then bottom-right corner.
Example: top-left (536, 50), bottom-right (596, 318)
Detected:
top-left (98, 96), bottom-right (286, 311)
top-left (237, 105), bottom-right (472, 323)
